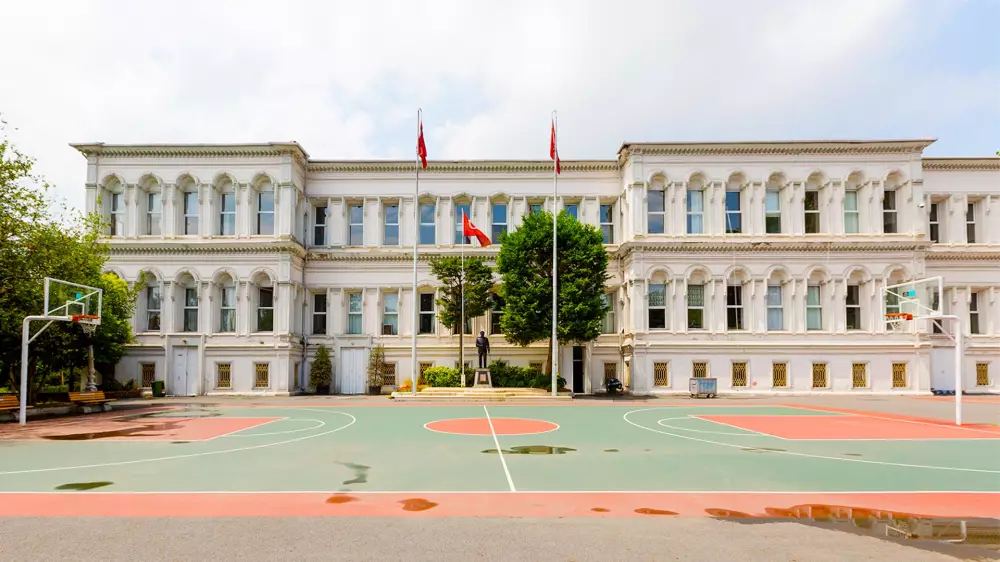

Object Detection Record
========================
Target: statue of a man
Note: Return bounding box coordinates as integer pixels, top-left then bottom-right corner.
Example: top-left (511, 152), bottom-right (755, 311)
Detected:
top-left (475, 330), bottom-right (490, 368)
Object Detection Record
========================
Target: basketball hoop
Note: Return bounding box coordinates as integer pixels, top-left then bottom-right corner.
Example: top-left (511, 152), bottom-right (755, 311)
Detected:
top-left (72, 314), bottom-right (100, 335)
top-left (884, 312), bottom-right (913, 333)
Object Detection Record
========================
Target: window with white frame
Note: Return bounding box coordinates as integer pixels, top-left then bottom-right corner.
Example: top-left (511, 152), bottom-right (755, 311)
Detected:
top-left (490, 293), bottom-right (504, 335)
top-left (765, 190), bottom-right (781, 234)
top-left (806, 285), bottom-right (822, 330)
top-left (648, 188), bottom-right (665, 234)
top-left (687, 284), bottom-right (705, 330)
top-left (182, 287), bottom-right (198, 332)
top-left (383, 204), bottom-right (399, 245)
top-left (219, 281), bottom-right (236, 332)
top-left (766, 285), bottom-right (783, 330)
top-left (454, 203), bottom-right (470, 245)
top-left (257, 190), bottom-right (274, 235)
top-left (183, 190), bottom-right (199, 235)
top-left (686, 190), bottom-right (704, 234)
top-left (726, 284), bottom-right (743, 330)
top-left (724, 190), bottom-right (741, 234)
top-left (804, 189), bottom-right (819, 234)
top-left (491, 202), bottom-right (507, 243)
top-left (600, 204), bottom-right (614, 244)
top-left (418, 292), bottom-right (435, 334)
top-left (146, 284), bottom-right (161, 331)
top-left (347, 292), bottom-right (362, 335)
top-left (348, 204), bottom-right (363, 245)
top-left (219, 191), bottom-right (236, 236)
top-left (970, 292), bottom-right (981, 334)
top-left (602, 291), bottom-right (616, 333)
top-left (109, 192), bottom-right (124, 236)
top-left (928, 202), bottom-right (940, 243)
top-left (648, 284), bottom-right (666, 330)
top-left (313, 205), bottom-right (327, 246)
top-left (966, 202), bottom-right (977, 243)
top-left (529, 203), bottom-right (543, 215)
top-left (382, 292), bottom-right (399, 335)
top-left (843, 190), bottom-right (859, 234)
top-left (846, 284), bottom-right (862, 330)
top-left (419, 202), bottom-right (435, 244)
top-left (257, 287), bottom-right (274, 332)
top-left (564, 203), bottom-right (578, 220)
top-left (146, 192), bottom-right (162, 235)
top-left (931, 292), bottom-right (943, 334)
top-left (882, 190), bottom-right (897, 234)
top-left (312, 293), bottom-right (327, 335)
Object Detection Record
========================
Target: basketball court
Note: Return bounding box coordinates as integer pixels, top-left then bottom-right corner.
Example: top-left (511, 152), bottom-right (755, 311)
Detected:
top-left (1, 400), bottom-right (998, 520)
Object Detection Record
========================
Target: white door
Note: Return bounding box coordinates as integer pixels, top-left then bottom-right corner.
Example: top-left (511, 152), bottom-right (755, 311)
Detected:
top-left (340, 348), bottom-right (367, 394)
top-left (171, 347), bottom-right (197, 396)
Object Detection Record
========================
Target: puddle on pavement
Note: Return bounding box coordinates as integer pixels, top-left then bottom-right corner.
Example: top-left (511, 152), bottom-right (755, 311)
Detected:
top-left (44, 422), bottom-right (183, 440)
top-left (325, 495), bottom-right (358, 504)
top-left (400, 498), bottom-right (438, 512)
top-left (55, 481), bottom-right (113, 491)
top-left (843, 453), bottom-right (863, 457)
top-left (635, 508), bottom-right (678, 516)
top-left (739, 447), bottom-right (786, 453)
top-left (481, 445), bottom-right (576, 455)
top-left (604, 448), bottom-right (619, 453)
top-left (338, 462), bottom-right (370, 485)
top-left (591, 507), bottom-right (610, 513)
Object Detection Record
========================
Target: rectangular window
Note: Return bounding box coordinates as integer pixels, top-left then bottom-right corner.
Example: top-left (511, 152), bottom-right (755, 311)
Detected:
top-left (146, 285), bottom-right (161, 331)
top-left (653, 362), bottom-right (668, 387)
top-left (812, 363), bottom-right (828, 388)
top-left (806, 285), bottom-right (822, 330)
top-left (347, 292), bottom-right (362, 335)
top-left (600, 204), bottom-right (614, 244)
top-left (966, 202), bottom-right (976, 243)
top-left (219, 192), bottom-right (236, 236)
top-left (726, 284), bottom-right (743, 330)
top-left (183, 190), bottom-right (199, 235)
top-left (692, 361), bottom-right (707, 378)
top-left (765, 190), bottom-right (781, 234)
top-left (220, 285), bottom-right (235, 333)
top-left (529, 362), bottom-right (543, 372)
top-left (970, 292), bottom-right (980, 335)
top-left (603, 362), bottom-right (618, 385)
top-left (772, 362), bottom-right (787, 387)
top-left (648, 284), bottom-right (666, 330)
top-left (931, 292), bottom-right (943, 334)
top-left (602, 292), bottom-right (616, 334)
top-left (348, 204), bottom-right (363, 245)
top-left (183, 287), bottom-right (198, 332)
top-left (976, 363), bottom-right (990, 387)
top-left (892, 362), bottom-right (907, 388)
top-left (257, 191), bottom-right (274, 235)
top-left (146, 192), bottom-right (162, 235)
top-left (491, 203), bottom-right (507, 243)
top-left (928, 202), bottom-right (939, 243)
top-left (686, 190), bottom-right (703, 234)
top-left (804, 190), bottom-right (819, 234)
top-left (313, 205), bottom-right (327, 246)
top-left (382, 292), bottom-right (399, 336)
top-left (454, 203), bottom-right (471, 245)
top-left (766, 285), bottom-right (783, 330)
top-left (254, 362), bottom-right (269, 388)
top-left (648, 189), bottom-right (665, 234)
top-left (724, 190), bottom-right (741, 234)
top-left (141, 363), bottom-right (156, 389)
top-left (382, 363), bottom-right (397, 387)
top-left (846, 285), bottom-right (861, 330)
top-left (564, 203), bottom-right (578, 220)
top-left (843, 191), bottom-right (859, 234)
top-left (687, 284), bottom-right (705, 330)
top-left (419, 293), bottom-right (435, 334)
top-left (419, 203), bottom-right (435, 245)
top-left (490, 294), bottom-right (504, 335)
top-left (383, 204), bottom-right (399, 245)
top-left (732, 361), bottom-right (748, 387)
top-left (529, 203), bottom-right (543, 215)
top-left (257, 287), bottom-right (274, 332)
top-left (882, 190), bottom-right (897, 234)
top-left (852, 363), bottom-right (868, 388)
top-left (312, 293), bottom-right (327, 335)
top-left (110, 192), bottom-right (124, 236)
top-left (216, 363), bottom-right (232, 389)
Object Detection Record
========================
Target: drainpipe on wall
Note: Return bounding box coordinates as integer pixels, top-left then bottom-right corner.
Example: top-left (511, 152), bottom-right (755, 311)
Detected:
top-left (299, 195), bottom-right (309, 394)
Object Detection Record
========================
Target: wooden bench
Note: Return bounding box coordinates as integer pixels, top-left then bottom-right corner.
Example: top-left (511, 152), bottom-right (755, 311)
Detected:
top-left (68, 391), bottom-right (116, 411)
top-left (0, 394), bottom-right (22, 412)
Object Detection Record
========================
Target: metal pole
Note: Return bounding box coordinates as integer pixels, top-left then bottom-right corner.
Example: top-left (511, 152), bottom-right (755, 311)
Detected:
top-left (954, 316), bottom-right (963, 426)
top-left (551, 110), bottom-right (558, 397)
top-left (412, 109), bottom-right (421, 396)
top-left (460, 222), bottom-right (466, 388)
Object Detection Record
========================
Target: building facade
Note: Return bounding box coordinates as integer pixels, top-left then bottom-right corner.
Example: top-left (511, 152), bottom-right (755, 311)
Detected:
top-left (74, 140), bottom-right (1000, 396)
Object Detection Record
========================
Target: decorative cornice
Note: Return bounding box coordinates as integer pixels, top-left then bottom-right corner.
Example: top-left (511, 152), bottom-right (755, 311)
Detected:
top-left (616, 240), bottom-right (930, 256)
top-left (311, 249), bottom-right (497, 262)
top-left (921, 158), bottom-right (1000, 171)
top-left (71, 143), bottom-right (310, 168)
top-left (925, 249), bottom-right (1000, 261)
top-left (617, 139), bottom-right (936, 164)
top-left (308, 160), bottom-right (617, 174)
top-left (108, 240), bottom-right (306, 258)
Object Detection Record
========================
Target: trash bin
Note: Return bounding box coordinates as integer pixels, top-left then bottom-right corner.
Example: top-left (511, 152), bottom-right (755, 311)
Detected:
top-left (689, 377), bottom-right (717, 398)
top-left (151, 380), bottom-right (165, 398)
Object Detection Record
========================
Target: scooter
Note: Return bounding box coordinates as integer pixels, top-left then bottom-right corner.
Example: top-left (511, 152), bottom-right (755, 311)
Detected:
top-left (606, 377), bottom-right (623, 395)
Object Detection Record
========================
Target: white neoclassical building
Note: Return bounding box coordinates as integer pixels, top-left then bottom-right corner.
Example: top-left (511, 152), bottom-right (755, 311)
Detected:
top-left (74, 139), bottom-right (1000, 396)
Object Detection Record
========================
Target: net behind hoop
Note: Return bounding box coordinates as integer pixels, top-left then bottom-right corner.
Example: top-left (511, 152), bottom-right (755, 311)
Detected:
top-left (72, 314), bottom-right (100, 335)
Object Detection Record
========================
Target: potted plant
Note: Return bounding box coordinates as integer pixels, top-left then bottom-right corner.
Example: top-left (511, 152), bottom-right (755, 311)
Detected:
top-left (310, 344), bottom-right (332, 395)
top-left (367, 344), bottom-right (386, 395)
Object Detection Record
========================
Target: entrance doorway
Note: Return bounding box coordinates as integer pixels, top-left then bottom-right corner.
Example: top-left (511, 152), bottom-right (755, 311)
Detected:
top-left (340, 348), bottom-right (367, 394)
top-left (572, 346), bottom-right (585, 393)
top-left (171, 347), bottom-right (198, 396)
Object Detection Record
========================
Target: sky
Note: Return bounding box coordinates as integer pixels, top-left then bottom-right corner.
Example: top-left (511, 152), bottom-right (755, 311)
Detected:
top-left (1, 0), bottom-right (998, 212)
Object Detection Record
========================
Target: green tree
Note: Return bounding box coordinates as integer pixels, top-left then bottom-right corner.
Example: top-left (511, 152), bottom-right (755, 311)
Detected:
top-left (496, 211), bottom-right (609, 375)
top-left (428, 255), bottom-right (494, 373)
top-left (309, 344), bottom-right (332, 392)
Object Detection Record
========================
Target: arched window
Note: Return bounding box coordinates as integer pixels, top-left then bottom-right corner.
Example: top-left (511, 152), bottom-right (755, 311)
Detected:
top-left (216, 176), bottom-right (237, 236)
top-left (217, 274), bottom-right (237, 333)
top-left (141, 273), bottom-right (162, 332)
top-left (648, 271), bottom-right (669, 330)
top-left (252, 272), bottom-right (274, 332)
top-left (648, 175), bottom-right (666, 234)
top-left (725, 173), bottom-right (746, 234)
top-left (726, 269), bottom-right (750, 331)
top-left (103, 177), bottom-right (125, 236)
top-left (176, 272), bottom-right (199, 332)
top-left (766, 269), bottom-right (790, 331)
top-left (845, 268), bottom-right (870, 331)
top-left (806, 269), bottom-right (830, 331)
top-left (765, 173), bottom-right (786, 234)
top-left (254, 178), bottom-right (275, 236)
top-left (686, 269), bottom-right (711, 330)
top-left (686, 175), bottom-right (705, 234)
top-left (139, 176), bottom-right (163, 236)
top-left (177, 176), bottom-right (199, 236)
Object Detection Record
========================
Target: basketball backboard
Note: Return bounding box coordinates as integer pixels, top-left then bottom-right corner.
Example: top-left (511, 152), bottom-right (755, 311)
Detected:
top-left (883, 277), bottom-right (942, 331)
top-left (44, 277), bottom-right (102, 325)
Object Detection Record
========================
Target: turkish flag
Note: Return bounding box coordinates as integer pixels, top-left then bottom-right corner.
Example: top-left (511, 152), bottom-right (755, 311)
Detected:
top-left (549, 120), bottom-right (561, 174)
top-left (417, 120), bottom-right (428, 169)
top-left (462, 213), bottom-right (491, 247)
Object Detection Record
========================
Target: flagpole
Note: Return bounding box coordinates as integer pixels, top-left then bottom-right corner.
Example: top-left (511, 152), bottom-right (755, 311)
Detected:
top-left (551, 110), bottom-right (559, 397)
top-left (460, 217), bottom-right (466, 388)
top-left (412, 109), bottom-right (421, 396)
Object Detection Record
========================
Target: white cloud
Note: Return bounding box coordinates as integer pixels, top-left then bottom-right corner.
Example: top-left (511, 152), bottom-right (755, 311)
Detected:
top-left (0, 0), bottom-right (994, 212)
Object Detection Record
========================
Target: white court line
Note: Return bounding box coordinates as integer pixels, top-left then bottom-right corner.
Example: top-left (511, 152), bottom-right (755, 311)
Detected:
top-left (656, 417), bottom-right (772, 437)
top-left (623, 407), bottom-right (1000, 475)
top-left (782, 405), bottom-right (1000, 436)
top-left (2, 489), bottom-right (997, 495)
top-left (0, 411), bottom-right (356, 477)
top-left (483, 406), bottom-right (516, 492)
top-left (223, 419), bottom-right (325, 437)
top-left (686, 416), bottom-right (790, 439)
top-left (206, 417), bottom-right (287, 440)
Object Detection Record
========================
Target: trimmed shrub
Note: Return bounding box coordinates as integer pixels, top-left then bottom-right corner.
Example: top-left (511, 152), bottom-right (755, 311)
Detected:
top-left (310, 344), bottom-right (333, 389)
top-left (488, 360), bottom-right (565, 389)
top-left (424, 366), bottom-right (462, 387)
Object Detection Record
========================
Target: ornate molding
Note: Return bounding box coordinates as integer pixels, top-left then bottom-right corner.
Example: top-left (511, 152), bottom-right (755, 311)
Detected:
top-left (617, 139), bottom-right (936, 164)
top-left (108, 240), bottom-right (306, 258)
top-left (70, 143), bottom-right (310, 169)
top-left (616, 240), bottom-right (930, 256)
top-left (922, 158), bottom-right (1000, 171)
top-left (925, 249), bottom-right (1000, 261)
top-left (308, 160), bottom-right (617, 174)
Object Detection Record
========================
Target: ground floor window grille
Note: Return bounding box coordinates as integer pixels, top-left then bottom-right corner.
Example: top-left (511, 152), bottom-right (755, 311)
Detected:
top-left (529, 362), bottom-right (543, 372)
top-left (653, 362), bottom-right (669, 387)
top-left (603, 362), bottom-right (617, 385)
top-left (811, 363), bottom-right (828, 388)
top-left (891, 363), bottom-right (907, 388)
top-left (851, 363), bottom-right (868, 388)
top-left (217, 363), bottom-right (232, 389)
top-left (254, 363), bottom-right (269, 388)
top-left (141, 363), bottom-right (156, 388)
top-left (772, 363), bottom-right (787, 387)
top-left (976, 363), bottom-right (990, 387)
top-left (418, 362), bottom-right (433, 384)
top-left (692, 361), bottom-right (707, 378)
top-left (731, 361), bottom-right (748, 387)
top-left (383, 363), bottom-right (397, 387)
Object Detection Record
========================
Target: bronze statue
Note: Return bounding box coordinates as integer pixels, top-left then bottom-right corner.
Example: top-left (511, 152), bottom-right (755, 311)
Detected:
top-left (475, 330), bottom-right (490, 368)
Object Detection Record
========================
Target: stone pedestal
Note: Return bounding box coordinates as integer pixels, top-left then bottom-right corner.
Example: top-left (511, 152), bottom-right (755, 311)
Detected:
top-left (473, 369), bottom-right (492, 387)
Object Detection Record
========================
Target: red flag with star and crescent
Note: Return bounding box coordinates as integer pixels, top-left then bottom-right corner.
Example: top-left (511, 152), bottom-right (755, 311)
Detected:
top-left (549, 119), bottom-right (561, 174)
top-left (462, 213), bottom-right (491, 247)
top-left (417, 119), bottom-right (428, 169)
